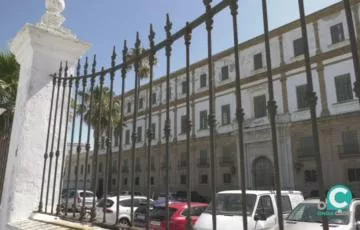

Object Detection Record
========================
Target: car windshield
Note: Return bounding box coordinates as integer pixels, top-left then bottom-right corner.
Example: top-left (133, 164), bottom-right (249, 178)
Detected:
top-left (150, 207), bottom-right (177, 221)
top-left (287, 203), bottom-right (349, 225)
top-left (205, 193), bottom-right (257, 216)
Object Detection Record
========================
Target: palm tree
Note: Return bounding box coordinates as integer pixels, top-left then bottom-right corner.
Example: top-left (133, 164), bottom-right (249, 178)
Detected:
top-left (126, 47), bottom-right (157, 80)
top-left (74, 86), bottom-right (121, 148)
top-left (0, 51), bottom-right (20, 133)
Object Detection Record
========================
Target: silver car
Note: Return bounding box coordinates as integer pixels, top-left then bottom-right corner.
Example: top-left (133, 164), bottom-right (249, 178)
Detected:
top-left (61, 189), bottom-right (96, 211)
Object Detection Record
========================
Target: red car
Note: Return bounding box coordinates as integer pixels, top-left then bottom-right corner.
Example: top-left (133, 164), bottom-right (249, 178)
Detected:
top-left (150, 202), bottom-right (208, 230)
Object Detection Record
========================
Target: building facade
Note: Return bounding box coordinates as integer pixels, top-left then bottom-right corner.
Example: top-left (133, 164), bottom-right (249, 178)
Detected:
top-left (69, 0), bottom-right (360, 198)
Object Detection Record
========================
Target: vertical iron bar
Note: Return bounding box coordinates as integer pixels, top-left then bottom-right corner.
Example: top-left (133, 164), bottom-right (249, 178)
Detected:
top-left (116, 41), bottom-right (127, 224)
top-left (45, 64), bottom-right (62, 213)
top-left (130, 32), bottom-right (141, 227)
top-left (56, 62), bottom-right (71, 215)
top-left (73, 59), bottom-right (86, 217)
top-left (103, 47), bottom-right (116, 224)
top-left (164, 14), bottom-right (173, 230)
top-left (184, 22), bottom-right (193, 230)
top-left (80, 57), bottom-right (94, 221)
top-left (91, 65), bottom-right (104, 221)
top-left (343, 0), bottom-right (360, 101)
top-left (228, 1), bottom-right (247, 229)
top-left (64, 72), bottom-right (77, 216)
top-left (51, 65), bottom-right (66, 214)
top-left (146, 25), bottom-right (156, 230)
top-left (203, 1), bottom-right (217, 229)
top-left (262, 0), bottom-right (284, 229)
top-left (298, 1), bottom-right (328, 229)
top-left (38, 73), bottom-right (57, 212)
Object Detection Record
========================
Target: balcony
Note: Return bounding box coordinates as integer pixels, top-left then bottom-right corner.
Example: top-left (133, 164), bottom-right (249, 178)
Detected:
top-left (177, 160), bottom-right (188, 169)
top-left (197, 159), bottom-right (210, 168)
top-left (297, 147), bottom-right (315, 159)
top-left (219, 156), bottom-right (234, 167)
top-left (338, 144), bottom-right (360, 159)
top-left (121, 166), bottom-right (129, 173)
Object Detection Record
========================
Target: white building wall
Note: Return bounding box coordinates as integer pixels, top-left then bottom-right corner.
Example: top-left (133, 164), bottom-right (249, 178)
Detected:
top-left (282, 24), bottom-right (316, 64)
top-left (324, 58), bottom-right (360, 114)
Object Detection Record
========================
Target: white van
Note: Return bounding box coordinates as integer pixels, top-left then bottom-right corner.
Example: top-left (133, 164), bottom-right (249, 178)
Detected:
top-left (194, 190), bottom-right (304, 230)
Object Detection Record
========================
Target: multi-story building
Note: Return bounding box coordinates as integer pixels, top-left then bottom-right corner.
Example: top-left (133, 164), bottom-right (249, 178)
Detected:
top-left (72, 0), bottom-right (360, 198)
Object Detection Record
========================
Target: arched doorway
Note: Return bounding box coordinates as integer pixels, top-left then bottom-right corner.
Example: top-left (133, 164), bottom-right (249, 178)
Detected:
top-left (253, 157), bottom-right (274, 190)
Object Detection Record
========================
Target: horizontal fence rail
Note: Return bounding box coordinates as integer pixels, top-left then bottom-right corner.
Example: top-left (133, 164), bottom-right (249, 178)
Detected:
top-left (36, 0), bottom-right (360, 230)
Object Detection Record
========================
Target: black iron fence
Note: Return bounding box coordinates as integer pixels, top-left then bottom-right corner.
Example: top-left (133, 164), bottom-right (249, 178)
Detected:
top-left (35, 0), bottom-right (360, 230)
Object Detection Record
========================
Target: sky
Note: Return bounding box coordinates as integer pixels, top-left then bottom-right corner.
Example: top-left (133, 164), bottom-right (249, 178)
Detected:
top-left (0, 0), bottom-right (341, 145)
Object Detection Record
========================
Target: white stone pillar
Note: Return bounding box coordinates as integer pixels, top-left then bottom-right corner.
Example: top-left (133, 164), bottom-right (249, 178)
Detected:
top-left (0, 1), bottom-right (90, 228)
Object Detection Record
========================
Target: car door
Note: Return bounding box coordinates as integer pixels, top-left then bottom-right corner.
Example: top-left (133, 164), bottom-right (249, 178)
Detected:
top-left (119, 198), bottom-right (132, 215)
top-left (254, 195), bottom-right (276, 230)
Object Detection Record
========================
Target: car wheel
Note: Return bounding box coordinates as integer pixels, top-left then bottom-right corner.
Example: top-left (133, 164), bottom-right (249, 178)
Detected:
top-left (119, 218), bottom-right (130, 226)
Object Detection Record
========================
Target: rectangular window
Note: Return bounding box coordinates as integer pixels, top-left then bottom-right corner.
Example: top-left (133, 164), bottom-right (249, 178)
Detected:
top-left (74, 166), bottom-right (77, 175)
top-left (304, 170), bottom-right (317, 182)
top-left (80, 164), bottom-right (84, 175)
top-left (138, 98), bottom-right (144, 109)
top-left (136, 157), bottom-right (140, 167)
top-left (348, 168), bottom-right (360, 182)
top-left (221, 66), bottom-right (229, 81)
top-left (223, 173), bottom-right (232, 184)
top-left (125, 130), bottom-right (130, 145)
top-left (254, 53), bottom-right (263, 70)
top-left (199, 110), bottom-right (208, 130)
top-left (101, 136), bottom-right (105, 149)
top-left (180, 175), bottom-right (187, 185)
top-left (331, 23), bottom-right (345, 44)
top-left (221, 104), bottom-right (231, 125)
top-left (200, 73), bottom-right (207, 88)
top-left (127, 102), bottom-right (131, 113)
top-left (182, 81), bottom-right (188, 95)
top-left (254, 95), bottom-right (267, 118)
top-left (151, 123), bottom-right (156, 140)
top-left (200, 175), bottom-right (208, 184)
top-left (152, 92), bottom-right (157, 105)
top-left (137, 126), bottom-right (142, 142)
top-left (335, 74), bottom-right (353, 103)
top-left (87, 164), bottom-right (91, 174)
top-left (181, 115), bottom-right (187, 134)
top-left (200, 150), bottom-right (207, 163)
top-left (293, 37), bottom-right (304, 57)
top-left (296, 84), bottom-right (308, 109)
top-left (150, 177), bottom-right (154, 185)
top-left (343, 130), bottom-right (359, 154)
top-left (114, 127), bottom-right (119, 147)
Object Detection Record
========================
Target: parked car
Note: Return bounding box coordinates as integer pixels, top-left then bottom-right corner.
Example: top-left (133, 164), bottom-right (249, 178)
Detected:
top-left (285, 198), bottom-right (360, 230)
top-left (194, 190), bottom-right (304, 230)
top-left (61, 189), bottom-right (96, 212)
top-left (175, 191), bottom-right (211, 203)
top-left (96, 195), bottom-right (153, 226)
top-left (150, 202), bottom-right (208, 230)
top-left (118, 190), bottom-right (143, 196)
top-left (156, 192), bottom-right (177, 203)
top-left (133, 199), bottom-right (156, 228)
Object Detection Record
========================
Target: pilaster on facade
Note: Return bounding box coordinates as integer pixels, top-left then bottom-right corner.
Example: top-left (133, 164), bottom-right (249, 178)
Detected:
top-left (278, 35), bottom-right (289, 114)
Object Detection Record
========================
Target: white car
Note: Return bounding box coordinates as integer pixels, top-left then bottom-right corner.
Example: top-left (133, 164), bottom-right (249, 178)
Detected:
top-left (96, 195), bottom-right (153, 226)
top-left (194, 190), bottom-right (304, 230)
top-left (61, 189), bottom-right (96, 211)
top-left (285, 199), bottom-right (360, 230)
